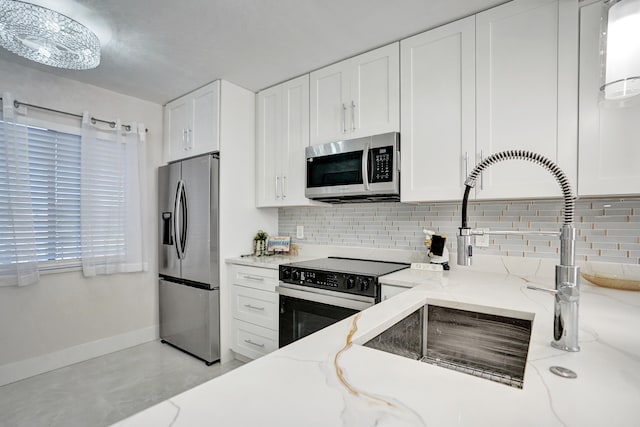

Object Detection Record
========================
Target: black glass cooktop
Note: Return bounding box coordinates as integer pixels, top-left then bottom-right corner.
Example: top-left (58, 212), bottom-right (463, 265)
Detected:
top-left (285, 257), bottom-right (409, 276)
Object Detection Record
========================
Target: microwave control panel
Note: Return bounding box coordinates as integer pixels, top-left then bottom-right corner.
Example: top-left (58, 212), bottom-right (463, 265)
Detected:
top-left (369, 146), bottom-right (394, 183)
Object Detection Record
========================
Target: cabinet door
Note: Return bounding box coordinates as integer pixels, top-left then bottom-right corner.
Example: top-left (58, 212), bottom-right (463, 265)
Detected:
top-left (255, 86), bottom-right (282, 207)
top-left (350, 42), bottom-right (400, 139)
top-left (578, 2), bottom-right (640, 196)
top-left (191, 81), bottom-right (220, 154)
top-left (400, 17), bottom-right (476, 202)
top-left (310, 61), bottom-right (350, 145)
top-left (475, 0), bottom-right (577, 199)
top-left (280, 75), bottom-right (312, 205)
top-left (164, 98), bottom-right (189, 163)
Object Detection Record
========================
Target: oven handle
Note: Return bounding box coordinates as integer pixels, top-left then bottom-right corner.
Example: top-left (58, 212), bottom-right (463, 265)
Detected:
top-left (276, 284), bottom-right (374, 311)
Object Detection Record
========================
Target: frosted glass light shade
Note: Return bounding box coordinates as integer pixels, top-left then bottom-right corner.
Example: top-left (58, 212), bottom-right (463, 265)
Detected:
top-left (600, 0), bottom-right (640, 100)
top-left (0, 0), bottom-right (100, 70)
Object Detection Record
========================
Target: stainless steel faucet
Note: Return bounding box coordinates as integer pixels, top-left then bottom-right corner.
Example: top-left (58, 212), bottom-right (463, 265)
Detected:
top-left (457, 150), bottom-right (580, 352)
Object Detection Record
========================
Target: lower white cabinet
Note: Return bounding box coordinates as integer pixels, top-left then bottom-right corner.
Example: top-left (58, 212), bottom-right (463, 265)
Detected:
top-left (228, 264), bottom-right (279, 360)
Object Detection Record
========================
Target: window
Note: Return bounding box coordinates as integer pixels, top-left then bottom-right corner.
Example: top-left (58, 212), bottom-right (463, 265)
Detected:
top-left (0, 121), bottom-right (82, 269)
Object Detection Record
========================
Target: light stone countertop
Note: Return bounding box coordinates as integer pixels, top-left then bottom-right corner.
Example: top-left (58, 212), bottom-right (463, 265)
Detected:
top-left (114, 260), bottom-right (640, 427)
top-left (224, 254), bottom-right (317, 269)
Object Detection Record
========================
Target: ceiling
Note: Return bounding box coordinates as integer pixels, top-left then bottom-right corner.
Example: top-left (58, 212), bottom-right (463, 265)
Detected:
top-left (0, 0), bottom-right (508, 105)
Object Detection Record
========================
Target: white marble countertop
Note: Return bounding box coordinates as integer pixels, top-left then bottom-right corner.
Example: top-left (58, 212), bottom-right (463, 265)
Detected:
top-left (225, 255), bottom-right (314, 269)
top-left (114, 262), bottom-right (640, 427)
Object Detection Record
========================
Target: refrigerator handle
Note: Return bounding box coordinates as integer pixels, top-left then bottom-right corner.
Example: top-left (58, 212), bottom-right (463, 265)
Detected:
top-left (174, 180), bottom-right (184, 259)
top-left (179, 181), bottom-right (188, 258)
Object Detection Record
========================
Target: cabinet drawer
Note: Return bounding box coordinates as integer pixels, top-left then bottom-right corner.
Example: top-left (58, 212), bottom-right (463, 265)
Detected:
top-left (231, 319), bottom-right (278, 360)
top-left (232, 265), bottom-right (278, 291)
top-left (230, 284), bottom-right (279, 330)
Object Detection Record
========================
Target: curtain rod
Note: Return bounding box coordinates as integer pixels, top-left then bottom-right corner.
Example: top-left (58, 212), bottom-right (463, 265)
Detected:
top-left (0, 97), bottom-right (148, 133)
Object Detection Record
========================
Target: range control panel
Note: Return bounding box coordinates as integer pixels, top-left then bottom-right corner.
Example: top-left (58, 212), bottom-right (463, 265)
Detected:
top-left (369, 146), bottom-right (394, 183)
top-left (279, 266), bottom-right (377, 298)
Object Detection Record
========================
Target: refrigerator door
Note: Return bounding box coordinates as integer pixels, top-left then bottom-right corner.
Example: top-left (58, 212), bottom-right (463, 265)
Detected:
top-left (180, 154), bottom-right (219, 288)
top-left (159, 278), bottom-right (220, 363)
top-left (158, 162), bottom-right (181, 279)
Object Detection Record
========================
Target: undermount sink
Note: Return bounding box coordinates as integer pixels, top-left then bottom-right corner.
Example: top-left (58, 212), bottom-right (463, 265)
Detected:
top-left (363, 300), bottom-right (534, 389)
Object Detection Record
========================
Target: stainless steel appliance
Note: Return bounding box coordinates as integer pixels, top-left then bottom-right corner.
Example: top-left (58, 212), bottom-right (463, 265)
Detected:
top-left (277, 257), bottom-right (409, 347)
top-left (305, 132), bottom-right (400, 203)
top-left (158, 153), bottom-right (220, 365)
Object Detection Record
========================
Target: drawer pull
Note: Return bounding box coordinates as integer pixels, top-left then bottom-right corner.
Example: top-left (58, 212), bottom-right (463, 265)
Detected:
top-left (244, 339), bottom-right (265, 348)
top-left (242, 274), bottom-right (265, 281)
top-left (244, 303), bottom-right (265, 311)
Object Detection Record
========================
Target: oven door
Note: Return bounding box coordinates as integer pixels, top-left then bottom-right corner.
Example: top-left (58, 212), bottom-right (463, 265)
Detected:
top-left (277, 283), bottom-right (374, 348)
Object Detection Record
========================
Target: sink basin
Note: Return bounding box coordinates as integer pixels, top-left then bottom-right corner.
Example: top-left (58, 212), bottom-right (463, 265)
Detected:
top-left (363, 299), bottom-right (534, 389)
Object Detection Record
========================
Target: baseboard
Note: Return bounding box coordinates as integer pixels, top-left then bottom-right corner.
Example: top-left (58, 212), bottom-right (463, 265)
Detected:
top-left (0, 325), bottom-right (159, 386)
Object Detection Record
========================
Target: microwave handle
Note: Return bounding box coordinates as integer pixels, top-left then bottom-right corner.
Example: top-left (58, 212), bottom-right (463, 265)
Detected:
top-left (362, 142), bottom-right (370, 191)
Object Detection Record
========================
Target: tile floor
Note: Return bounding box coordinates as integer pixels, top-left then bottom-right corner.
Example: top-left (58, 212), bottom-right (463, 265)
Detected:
top-left (0, 341), bottom-right (243, 427)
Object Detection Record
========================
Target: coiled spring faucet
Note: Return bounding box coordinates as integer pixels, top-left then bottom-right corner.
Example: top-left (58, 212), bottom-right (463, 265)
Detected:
top-left (457, 150), bottom-right (580, 352)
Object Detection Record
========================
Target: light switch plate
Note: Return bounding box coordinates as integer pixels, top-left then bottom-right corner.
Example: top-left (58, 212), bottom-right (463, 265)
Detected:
top-left (296, 225), bottom-right (304, 239)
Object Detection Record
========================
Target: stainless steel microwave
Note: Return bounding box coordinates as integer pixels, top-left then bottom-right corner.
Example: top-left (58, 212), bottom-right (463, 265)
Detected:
top-left (305, 132), bottom-right (400, 203)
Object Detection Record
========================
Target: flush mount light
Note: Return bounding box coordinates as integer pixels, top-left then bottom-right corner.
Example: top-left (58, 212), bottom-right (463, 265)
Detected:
top-left (600, 0), bottom-right (640, 100)
top-left (0, 0), bottom-right (100, 70)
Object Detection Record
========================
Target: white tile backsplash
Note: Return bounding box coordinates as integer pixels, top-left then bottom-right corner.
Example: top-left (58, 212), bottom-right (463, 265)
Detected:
top-left (279, 198), bottom-right (640, 264)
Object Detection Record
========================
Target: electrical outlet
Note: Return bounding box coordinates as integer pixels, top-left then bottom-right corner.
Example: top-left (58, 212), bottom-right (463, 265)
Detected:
top-left (411, 263), bottom-right (443, 272)
top-left (475, 228), bottom-right (490, 247)
top-left (296, 225), bottom-right (304, 239)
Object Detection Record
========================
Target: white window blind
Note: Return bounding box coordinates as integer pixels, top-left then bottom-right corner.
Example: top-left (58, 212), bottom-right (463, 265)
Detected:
top-left (0, 121), bottom-right (84, 269)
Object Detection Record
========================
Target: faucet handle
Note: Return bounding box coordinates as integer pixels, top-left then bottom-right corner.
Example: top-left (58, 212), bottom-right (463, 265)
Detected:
top-left (526, 285), bottom-right (558, 296)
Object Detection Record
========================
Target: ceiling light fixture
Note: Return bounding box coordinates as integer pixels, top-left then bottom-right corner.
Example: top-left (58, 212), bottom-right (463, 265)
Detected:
top-left (0, 0), bottom-right (100, 70)
top-left (600, 0), bottom-right (640, 100)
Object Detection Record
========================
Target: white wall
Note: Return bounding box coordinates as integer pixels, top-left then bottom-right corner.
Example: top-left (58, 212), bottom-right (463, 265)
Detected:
top-left (0, 58), bottom-right (163, 385)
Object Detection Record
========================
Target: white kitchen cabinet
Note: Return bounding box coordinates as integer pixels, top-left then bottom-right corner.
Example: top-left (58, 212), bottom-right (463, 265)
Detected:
top-left (256, 75), bottom-right (315, 207)
top-left (164, 81), bottom-right (220, 162)
top-left (577, 1), bottom-right (640, 197)
top-left (475, 0), bottom-right (578, 200)
top-left (310, 43), bottom-right (399, 145)
top-left (401, 0), bottom-right (578, 202)
top-left (400, 16), bottom-right (476, 202)
top-left (228, 264), bottom-right (279, 360)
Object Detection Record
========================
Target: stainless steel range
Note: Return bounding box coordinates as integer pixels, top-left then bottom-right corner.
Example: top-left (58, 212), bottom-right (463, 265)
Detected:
top-left (277, 257), bottom-right (409, 347)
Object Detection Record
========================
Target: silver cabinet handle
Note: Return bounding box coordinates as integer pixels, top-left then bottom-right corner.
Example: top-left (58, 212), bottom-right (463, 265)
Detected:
top-left (244, 339), bottom-right (265, 348)
top-left (480, 149), bottom-right (484, 190)
top-left (462, 152), bottom-right (469, 185)
top-left (282, 174), bottom-right (287, 199)
top-left (351, 101), bottom-right (356, 131)
top-left (242, 274), bottom-right (265, 281)
top-left (275, 176), bottom-right (280, 199)
top-left (243, 304), bottom-right (265, 311)
top-left (182, 129), bottom-right (188, 151)
top-left (342, 103), bottom-right (347, 133)
top-left (187, 128), bottom-right (192, 150)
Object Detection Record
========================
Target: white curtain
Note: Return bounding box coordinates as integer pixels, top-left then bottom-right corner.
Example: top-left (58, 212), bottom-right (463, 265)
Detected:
top-left (0, 93), bottom-right (40, 286)
top-left (80, 112), bottom-right (148, 277)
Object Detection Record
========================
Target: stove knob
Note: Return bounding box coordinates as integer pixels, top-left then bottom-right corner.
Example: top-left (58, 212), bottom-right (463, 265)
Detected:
top-left (359, 278), bottom-right (371, 291)
top-left (281, 267), bottom-right (291, 280)
top-left (346, 276), bottom-right (356, 289)
top-left (292, 269), bottom-right (300, 281)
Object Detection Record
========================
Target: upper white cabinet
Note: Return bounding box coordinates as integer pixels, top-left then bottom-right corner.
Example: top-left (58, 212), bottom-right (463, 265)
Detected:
top-left (577, 1), bottom-right (640, 197)
top-left (310, 43), bottom-right (399, 145)
top-left (400, 16), bottom-right (476, 202)
top-left (475, 0), bottom-right (578, 200)
top-left (164, 81), bottom-right (220, 162)
top-left (401, 0), bottom-right (578, 202)
top-left (256, 75), bottom-right (316, 207)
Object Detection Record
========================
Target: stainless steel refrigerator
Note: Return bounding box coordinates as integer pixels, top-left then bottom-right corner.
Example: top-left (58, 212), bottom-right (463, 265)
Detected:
top-left (158, 153), bottom-right (220, 365)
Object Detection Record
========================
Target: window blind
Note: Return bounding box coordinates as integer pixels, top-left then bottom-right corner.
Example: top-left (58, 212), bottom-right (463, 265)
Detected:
top-left (0, 121), bottom-right (83, 268)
